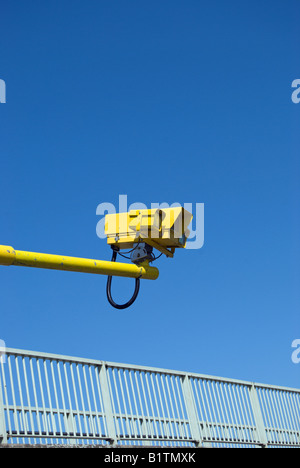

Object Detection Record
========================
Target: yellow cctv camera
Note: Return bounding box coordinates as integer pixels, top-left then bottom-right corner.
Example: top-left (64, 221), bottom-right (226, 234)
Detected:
top-left (105, 206), bottom-right (193, 261)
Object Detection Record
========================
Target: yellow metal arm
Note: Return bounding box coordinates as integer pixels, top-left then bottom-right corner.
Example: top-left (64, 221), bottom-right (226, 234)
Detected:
top-left (0, 245), bottom-right (159, 280)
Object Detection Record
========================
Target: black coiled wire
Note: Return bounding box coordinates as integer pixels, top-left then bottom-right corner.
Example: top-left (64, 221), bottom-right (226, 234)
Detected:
top-left (106, 247), bottom-right (140, 309)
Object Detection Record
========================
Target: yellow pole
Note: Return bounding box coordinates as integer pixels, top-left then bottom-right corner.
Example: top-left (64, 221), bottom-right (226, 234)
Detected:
top-left (0, 245), bottom-right (159, 280)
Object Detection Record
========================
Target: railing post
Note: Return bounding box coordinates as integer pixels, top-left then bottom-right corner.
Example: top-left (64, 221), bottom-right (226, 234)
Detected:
top-left (99, 363), bottom-right (117, 446)
top-left (249, 384), bottom-right (268, 447)
top-left (0, 366), bottom-right (7, 444)
top-left (182, 375), bottom-right (202, 447)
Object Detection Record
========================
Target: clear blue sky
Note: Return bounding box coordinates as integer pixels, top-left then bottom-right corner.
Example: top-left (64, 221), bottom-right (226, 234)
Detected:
top-left (1, 1), bottom-right (299, 389)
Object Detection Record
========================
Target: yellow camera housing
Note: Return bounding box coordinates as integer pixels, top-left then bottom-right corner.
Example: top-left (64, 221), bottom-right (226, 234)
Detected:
top-left (105, 207), bottom-right (193, 258)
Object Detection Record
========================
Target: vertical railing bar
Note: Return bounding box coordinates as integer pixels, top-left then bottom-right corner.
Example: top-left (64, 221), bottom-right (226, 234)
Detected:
top-left (81, 365), bottom-right (91, 437)
top-left (76, 364), bottom-right (92, 437)
top-left (89, 366), bottom-right (99, 424)
top-left (164, 374), bottom-right (175, 442)
top-left (123, 370), bottom-right (134, 438)
top-left (287, 392), bottom-right (299, 441)
top-left (196, 378), bottom-right (212, 441)
top-left (15, 357), bottom-right (27, 443)
top-left (8, 355), bottom-right (20, 441)
top-left (106, 367), bottom-right (119, 439)
top-left (121, 370), bottom-right (132, 441)
top-left (282, 391), bottom-right (294, 443)
top-left (132, 370), bottom-right (144, 444)
top-left (171, 376), bottom-right (184, 441)
top-left (237, 385), bottom-right (248, 441)
top-left (281, 391), bottom-right (291, 444)
top-left (88, 365), bottom-right (101, 438)
top-left (64, 361), bottom-right (79, 444)
top-left (270, 390), bottom-right (283, 443)
top-left (141, 372), bottom-right (154, 440)
top-left (257, 388), bottom-right (269, 446)
top-left (235, 385), bottom-right (249, 442)
top-left (94, 365), bottom-right (108, 437)
top-left (135, 372), bottom-right (147, 442)
top-left (135, 371), bottom-right (149, 441)
top-left (22, 357), bottom-right (35, 443)
top-left (275, 389), bottom-right (287, 444)
top-left (284, 392), bottom-right (296, 441)
top-left (180, 378), bottom-right (190, 442)
top-left (75, 364), bottom-right (88, 438)
top-left (144, 372), bottom-right (157, 441)
top-left (293, 392), bottom-right (300, 415)
top-left (82, 365), bottom-right (95, 438)
top-left (57, 361), bottom-right (71, 441)
top-left (36, 358), bottom-right (49, 439)
top-left (235, 385), bottom-right (247, 442)
top-left (285, 392), bottom-right (297, 444)
top-left (150, 373), bottom-right (164, 438)
top-left (258, 388), bottom-right (266, 428)
top-left (268, 390), bottom-right (282, 444)
top-left (223, 383), bottom-right (237, 441)
top-left (231, 384), bottom-right (243, 441)
top-left (118, 369), bottom-right (130, 439)
top-left (208, 379), bottom-right (219, 439)
top-left (216, 382), bottom-right (230, 440)
top-left (210, 381), bottom-right (224, 441)
top-left (285, 391), bottom-right (297, 444)
top-left (277, 391), bottom-right (289, 444)
top-left (230, 385), bottom-right (243, 442)
top-left (112, 368), bottom-right (124, 437)
top-left (226, 385), bottom-right (240, 442)
top-left (203, 379), bottom-right (216, 440)
top-left (244, 385), bottom-right (256, 441)
top-left (70, 363), bottom-right (82, 439)
top-left (291, 393), bottom-right (300, 443)
top-left (160, 374), bottom-right (173, 439)
top-left (0, 358), bottom-right (8, 444)
top-left (268, 388), bottom-right (278, 443)
top-left (29, 358), bottom-right (42, 442)
top-left (146, 372), bottom-right (161, 446)
top-left (190, 378), bottom-right (207, 439)
top-left (260, 388), bottom-right (271, 442)
top-left (167, 376), bottom-right (180, 441)
top-left (292, 392), bottom-right (300, 443)
top-left (50, 360), bottom-right (63, 440)
top-left (217, 382), bottom-right (232, 442)
top-left (93, 365), bottom-right (105, 438)
top-left (277, 390), bottom-right (289, 444)
top-left (43, 359), bottom-right (57, 442)
top-left (0, 358), bottom-right (11, 439)
top-left (155, 373), bottom-right (168, 439)
top-left (63, 362), bottom-right (72, 416)
top-left (142, 372), bottom-right (153, 439)
top-left (129, 370), bottom-right (140, 443)
top-left (174, 376), bottom-right (187, 445)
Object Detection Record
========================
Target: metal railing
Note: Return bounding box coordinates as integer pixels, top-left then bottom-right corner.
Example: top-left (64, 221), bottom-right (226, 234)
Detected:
top-left (0, 348), bottom-right (299, 447)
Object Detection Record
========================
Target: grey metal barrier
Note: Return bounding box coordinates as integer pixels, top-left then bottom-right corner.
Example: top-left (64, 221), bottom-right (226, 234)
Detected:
top-left (0, 348), bottom-right (299, 447)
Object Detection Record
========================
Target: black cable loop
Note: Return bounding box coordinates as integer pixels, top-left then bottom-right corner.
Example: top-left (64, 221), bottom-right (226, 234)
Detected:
top-left (106, 247), bottom-right (140, 309)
